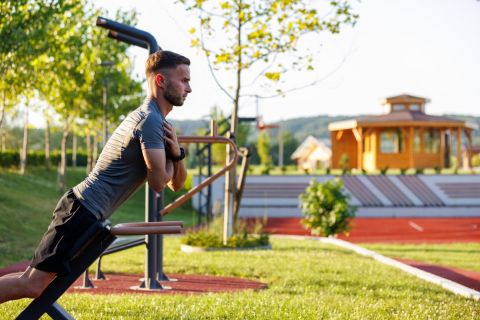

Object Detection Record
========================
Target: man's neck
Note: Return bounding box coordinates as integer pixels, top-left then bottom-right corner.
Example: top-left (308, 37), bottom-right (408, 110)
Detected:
top-left (149, 93), bottom-right (173, 118)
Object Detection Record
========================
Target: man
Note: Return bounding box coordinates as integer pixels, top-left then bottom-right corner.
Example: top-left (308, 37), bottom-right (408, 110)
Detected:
top-left (0, 50), bottom-right (191, 304)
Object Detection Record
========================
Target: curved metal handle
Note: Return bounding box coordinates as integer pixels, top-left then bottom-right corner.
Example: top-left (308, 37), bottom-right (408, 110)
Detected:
top-left (96, 16), bottom-right (160, 53)
top-left (160, 135), bottom-right (238, 216)
top-left (111, 222), bottom-right (182, 236)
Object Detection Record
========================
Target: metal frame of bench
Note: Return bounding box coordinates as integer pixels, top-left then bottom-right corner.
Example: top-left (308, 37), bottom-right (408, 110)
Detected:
top-left (16, 220), bottom-right (183, 320)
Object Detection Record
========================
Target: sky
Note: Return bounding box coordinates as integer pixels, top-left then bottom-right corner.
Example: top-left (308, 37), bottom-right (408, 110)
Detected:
top-left (92, 0), bottom-right (480, 123)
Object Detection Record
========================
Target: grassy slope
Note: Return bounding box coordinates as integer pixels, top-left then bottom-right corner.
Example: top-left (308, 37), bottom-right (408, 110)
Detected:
top-left (1, 237), bottom-right (479, 319)
top-left (0, 167), bottom-right (195, 267)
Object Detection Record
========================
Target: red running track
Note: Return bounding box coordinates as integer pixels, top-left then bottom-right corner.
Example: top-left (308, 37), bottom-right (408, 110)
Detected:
top-left (262, 217), bottom-right (480, 243)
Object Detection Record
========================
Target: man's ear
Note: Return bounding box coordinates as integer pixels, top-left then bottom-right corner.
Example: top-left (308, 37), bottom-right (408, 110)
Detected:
top-left (155, 73), bottom-right (165, 88)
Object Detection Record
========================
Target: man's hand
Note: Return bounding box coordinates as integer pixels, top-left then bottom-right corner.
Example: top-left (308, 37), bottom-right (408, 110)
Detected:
top-left (163, 121), bottom-right (181, 158)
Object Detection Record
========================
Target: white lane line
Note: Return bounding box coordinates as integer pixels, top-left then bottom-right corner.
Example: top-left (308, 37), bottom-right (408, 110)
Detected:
top-left (408, 221), bottom-right (424, 232)
top-left (274, 235), bottom-right (480, 301)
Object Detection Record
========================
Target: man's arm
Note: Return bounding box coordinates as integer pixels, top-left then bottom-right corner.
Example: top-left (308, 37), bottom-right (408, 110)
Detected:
top-left (167, 158), bottom-right (187, 192)
top-left (142, 148), bottom-right (174, 193)
top-left (163, 122), bottom-right (187, 192)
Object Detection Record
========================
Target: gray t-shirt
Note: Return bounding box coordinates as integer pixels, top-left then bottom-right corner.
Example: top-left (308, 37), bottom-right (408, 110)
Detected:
top-left (73, 98), bottom-right (165, 219)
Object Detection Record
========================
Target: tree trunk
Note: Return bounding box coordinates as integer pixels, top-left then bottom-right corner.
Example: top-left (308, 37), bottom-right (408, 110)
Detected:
top-left (19, 106), bottom-right (29, 175)
top-left (92, 133), bottom-right (98, 168)
top-left (45, 118), bottom-right (51, 170)
top-left (86, 129), bottom-right (92, 174)
top-left (223, 7), bottom-right (243, 242)
top-left (72, 133), bottom-right (77, 167)
top-left (57, 119), bottom-right (69, 192)
top-left (0, 90), bottom-right (5, 130)
top-left (1, 130), bottom-right (5, 152)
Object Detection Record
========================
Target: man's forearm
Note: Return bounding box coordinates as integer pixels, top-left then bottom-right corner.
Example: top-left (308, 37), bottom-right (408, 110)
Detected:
top-left (168, 160), bottom-right (187, 191)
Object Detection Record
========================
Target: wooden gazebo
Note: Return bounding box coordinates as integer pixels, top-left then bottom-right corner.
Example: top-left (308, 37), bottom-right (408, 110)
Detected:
top-left (328, 94), bottom-right (477, 171)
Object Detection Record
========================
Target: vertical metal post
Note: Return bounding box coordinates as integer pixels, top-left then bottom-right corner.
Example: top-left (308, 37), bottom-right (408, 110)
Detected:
top-left (141, 184), bottom-right (161, 289)
top-left (197, 143), bottom-right (204, 224)
top-left (207, 143), bottom-right (212, 221)
top-left (156, 191), bottom-right (170, 282)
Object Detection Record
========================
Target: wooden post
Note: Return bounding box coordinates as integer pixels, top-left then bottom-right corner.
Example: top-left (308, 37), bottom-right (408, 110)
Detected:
top-left (465, 130), bottom-right (473, 169)
top-left (352, 127), bottom-right (362, 170)
top-left (439, 128), bottom-right (445, 168)
top-left (408, 127), bottom-right (414, 168)
top-left (456, 128), bottom-right (462, 168)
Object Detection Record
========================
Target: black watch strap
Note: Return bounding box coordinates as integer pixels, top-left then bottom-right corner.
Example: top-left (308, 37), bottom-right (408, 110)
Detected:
top-left (170, 147), bottom-right (186, 162)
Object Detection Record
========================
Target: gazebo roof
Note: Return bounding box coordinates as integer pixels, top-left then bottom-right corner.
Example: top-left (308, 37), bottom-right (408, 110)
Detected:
top-left (381, 94), bottom-right (430, 105)
top-left (329, 110), bottom-right (477, 131)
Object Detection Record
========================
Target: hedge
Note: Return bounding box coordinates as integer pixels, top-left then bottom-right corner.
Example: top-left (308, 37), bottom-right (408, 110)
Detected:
top-left (0, 150), bottom-right (88, 167)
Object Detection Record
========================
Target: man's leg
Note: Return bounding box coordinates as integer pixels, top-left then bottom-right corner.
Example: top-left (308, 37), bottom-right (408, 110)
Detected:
top-left (0, 267), bottom-right (55, 304)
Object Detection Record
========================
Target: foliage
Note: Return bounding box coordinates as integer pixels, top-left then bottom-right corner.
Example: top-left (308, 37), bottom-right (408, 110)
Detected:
top-left (380, 166), bottom-right (389, 175)
top-left (471, 154), bottom-right (480, 167)
top-left (256, 131), bottom-right (272, 168)
top-left (182, 217), bottom-right (269, 248)
top-left (0, 0), bottom-right (77, 103)
top-left (180, 0), bottom-right (358, 93)
top-left (0, 150), bottom-right (88, 167)
top-left (299, 178), bottom-right (356, 237)
top-left (339, 153), bottom-right (350, 175)
top-left (415, 168), bottom-right (425, 175)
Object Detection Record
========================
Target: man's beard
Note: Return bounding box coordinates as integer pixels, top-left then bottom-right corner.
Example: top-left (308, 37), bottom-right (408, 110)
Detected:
top-left (164, 81), bottom-right (184, 106)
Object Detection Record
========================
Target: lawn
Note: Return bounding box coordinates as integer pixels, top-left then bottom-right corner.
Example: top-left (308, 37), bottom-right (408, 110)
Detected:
top-left (0, 167), bottom-right (195, 268)
top-left (362, 243), bottom-right (480, 272)
top-left (1, 237), bottom-right (479, 319)
top-left (1, 167), bottom-right (479, 319)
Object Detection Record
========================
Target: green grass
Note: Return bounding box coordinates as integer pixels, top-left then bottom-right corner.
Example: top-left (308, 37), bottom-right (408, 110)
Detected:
top-left (1, 237), bottom-right (479, 319)
top-left (0, 166), bottom-right (196, 268)
top-left (362, 243), bottom-right (480, 272)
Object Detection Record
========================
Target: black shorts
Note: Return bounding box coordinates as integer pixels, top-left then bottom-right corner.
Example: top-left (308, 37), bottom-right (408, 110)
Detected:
top-left (30, 189), bottom-right (100, 275)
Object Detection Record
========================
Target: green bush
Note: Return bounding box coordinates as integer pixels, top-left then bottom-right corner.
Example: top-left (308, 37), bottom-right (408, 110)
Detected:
top-left (181, 217), bottom-right (270, 248)
top-left (339, 153), bottom-right (350, 175)
top-left (472, 154), bottom-right (480, 167)
top-left (299, 178), bottom-right (356, 237)
top-left (0, 150), bottom-right (88, 167)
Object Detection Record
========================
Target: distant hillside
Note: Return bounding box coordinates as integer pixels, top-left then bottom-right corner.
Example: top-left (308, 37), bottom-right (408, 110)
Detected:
top-left (1, 114), bottom-right (478, 152)
top-left (170, 119), bottom-right (209, 136)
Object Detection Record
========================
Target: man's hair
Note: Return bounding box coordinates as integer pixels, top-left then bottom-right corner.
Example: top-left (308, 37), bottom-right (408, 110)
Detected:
top-left (145, 50), bottom-right (190, 77)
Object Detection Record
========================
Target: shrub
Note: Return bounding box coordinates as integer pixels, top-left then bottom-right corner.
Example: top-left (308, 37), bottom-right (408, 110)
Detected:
top-left (380, 166), bottom-right (389, 175)
top-left (400, 168), bottom-right (408, 175)
top-left (339, 154), bottom-right (350, 175)
top-left (472, 154), bottom-right (480, 167)
top-left (299, 178), bottom-right (356, 237)
top-left (181, 217), bottom-right (269, 248)
top-left (0, 150), bottom-right (88, 167)
top-left (260, 164), bottom-right (273, 175)
top-left (415, 168), bottom-right (424, 175)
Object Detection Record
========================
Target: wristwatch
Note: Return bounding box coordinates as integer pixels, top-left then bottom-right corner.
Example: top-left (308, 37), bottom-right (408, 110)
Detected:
top-left (169, 147), bottom-right (186, 162)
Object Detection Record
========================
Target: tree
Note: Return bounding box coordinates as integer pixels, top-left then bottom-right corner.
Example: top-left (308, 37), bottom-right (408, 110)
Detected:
top-left (179, 0), bottom-right (358, 239)
top-left (0, 1), bottom-right (75, 129)
top-left (256, 131), bottom-right (272, 174)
